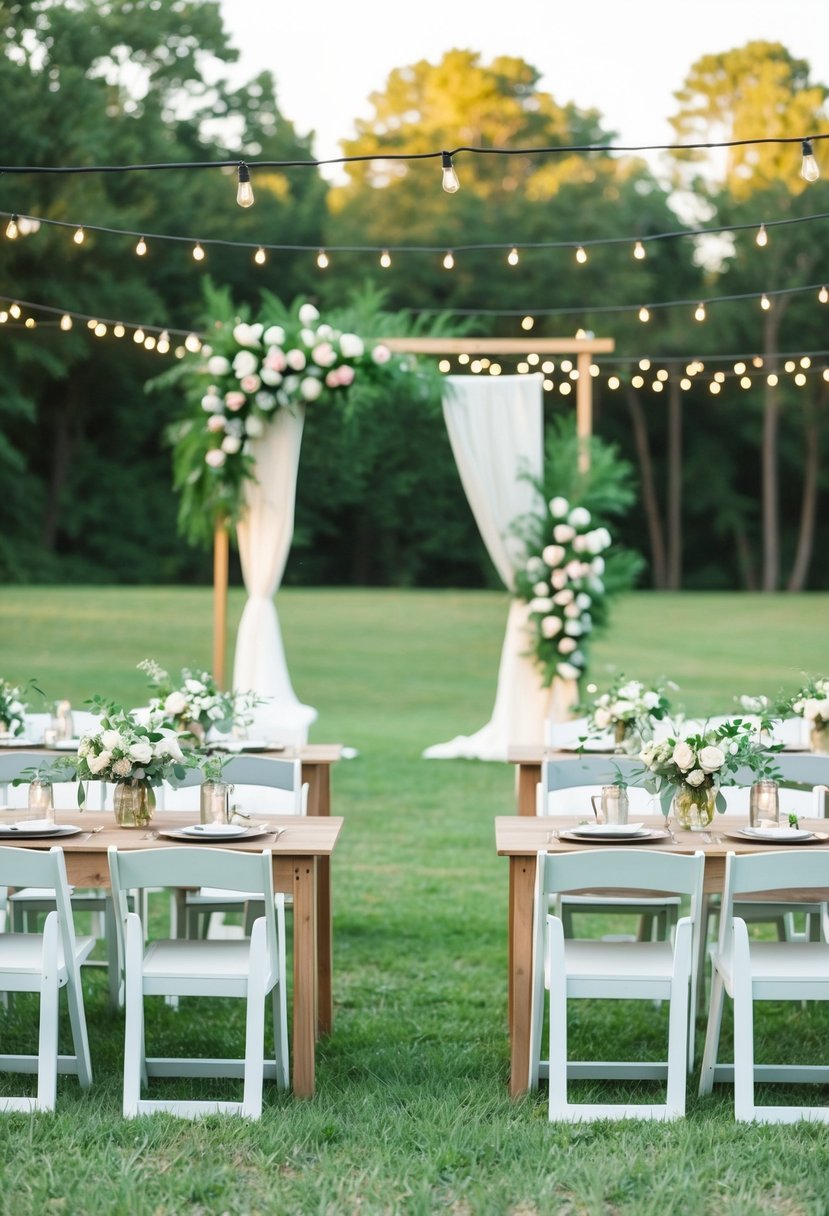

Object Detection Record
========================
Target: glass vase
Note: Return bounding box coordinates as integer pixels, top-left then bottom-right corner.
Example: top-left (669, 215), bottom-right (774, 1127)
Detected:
top-left (200, 780), bottom-right (233, 825)
top-left (810, 721), bottom-right (829, 755)
top-left (113, 778), bottom-right (156, 829)
top-left (672, 783), bottom-right (717, 831)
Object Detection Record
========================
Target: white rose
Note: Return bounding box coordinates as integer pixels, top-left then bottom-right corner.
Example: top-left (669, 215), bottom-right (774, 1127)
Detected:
top-left (201, 393), bottom-right (223, 413)
top-left (164, 691), bottom-right (188, 715)
top-left (672, 741), bottom-right (695, 770)
top-left (591, 557), bottom-right (606, 576)
top-left (564, 602), bottom-right (581, 618)
top-left (540, 616), bottom-right (562, 638)
top-left (698, 745), bottom-right (725, 773)
top-left (301, 377), bottom-right (323, 401)
top-left (685, 769), bottom-right (706, 787)
top-left (245, 415), bottom-right (264, 437)
top-left (550, 569), bottom-right (568, 590)
top-left (263, 325), bottom-right (285, 346)
top-left (298, 303), bottom-right (320, 326)
top-left (529, 597), bottom-right (553, 614)
top-left (572, 535), bottom-right (589, 553)
top-left (568, 506), bottom-right (591, 528)
top-left (206, 355), bottom-right (231, 376)
top-left (558, 637), bottom-right (578, 654)
top-left (286, 349), bottom-right (307, 371)
top-left (565, 560), bottom-right (583, 580)
top-left (594, 707), bottom-right (612, 729)
top-left (564, 620), bottom-right (582, 636)
top-left (575, 593), bottom-right (592, 610)
top-left (553, 523), bottom-right (576, 544)
top-left (232, 349), bottom-right (258, 378)
top-left (553, 589), bottom-right (574, 605)
top-left (532, 581), bottom-right (550, 597)
top-left (541, 544), bottom-right (566, 567)
top-left (221, 435), bottom-right (242, 454)
top-left (128, 741), bottom-right (153, 764)
top-left (300, 327), bottom-right (317, 346)
top-left (87, 750), bottom-right (111, 774)
top-left (101, 729), bottom-right (123, 751)
top-left (255, 392), bottom-right (276, 410)
top-left (316, 324), bottom-right (334, 340)
top-left (184, 679), bottom-right (204, 693)
top-left (260, 367), bottom-right (283, 386)
top-left (339, 333), bottom-right (365, 358)
top-left (526, 556), bottom-right (545, 578)
top-left (549, 496), bottom-right (569, 518)
top-left (594, 527), bottom-right (612, 550)
top-left (643, 691), bottom-right (660, 709)
top-left (232, 323), bottom-right (260, 348)
top-left (557, 661), bottom-right (581, 680)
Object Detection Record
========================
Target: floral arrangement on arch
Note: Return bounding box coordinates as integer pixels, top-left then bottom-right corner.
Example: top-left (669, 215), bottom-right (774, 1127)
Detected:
top-left (138, 660), bottom-right (258, 740)
top-left (159, 282), bottom-right (409, 546)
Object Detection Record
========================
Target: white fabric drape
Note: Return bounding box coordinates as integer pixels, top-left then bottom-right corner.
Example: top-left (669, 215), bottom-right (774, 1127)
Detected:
top-left (423, 375), bottom-right (555, 761)
top-left (232, 405), bottom-right (317, 742)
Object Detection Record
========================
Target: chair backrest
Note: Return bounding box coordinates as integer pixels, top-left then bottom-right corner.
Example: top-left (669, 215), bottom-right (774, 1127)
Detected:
top-left (108, 845), bottom-right (279, 963)
top-left (536, 847), bottom-right (706, 905)
top-left (0, 845), bottom-right (81, 976)
top-left (538, 757), bottom-right (645, 817)
top-left (0, 750), bottom-right (85, 809)
top-left (719, 849), bottom-right (829, 965)
top-left (160, 756), bottom-right (305, 816)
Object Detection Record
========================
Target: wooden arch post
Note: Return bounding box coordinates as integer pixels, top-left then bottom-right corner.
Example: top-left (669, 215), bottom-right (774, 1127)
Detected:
top-left (381, 335), bottom-right (614, 470)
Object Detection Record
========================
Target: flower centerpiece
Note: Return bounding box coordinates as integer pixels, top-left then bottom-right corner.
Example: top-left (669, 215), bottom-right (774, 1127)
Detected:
top-left (138, 660), bottom-right (257, 744)
top-left (784, 675), bottom-right (829, 754)
top-left (0, 677), bottom-right (38, 736)
top-left (582, 674), bottom-right (674, 753)
top-left (75, 701), bottom-right (195, 827)
top-left (637, 719), bottom-right (781, 830)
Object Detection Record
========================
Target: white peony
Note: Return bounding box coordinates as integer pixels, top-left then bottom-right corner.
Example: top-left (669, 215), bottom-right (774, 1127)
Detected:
top-left (549, 496), bottom-right (569, 518)
top-left (298, 303), bottom-right (320, 327)
top-left (685, 768), bottom-right (706, 787)
top-left (232, 349), bottom-right (258, 378)
top-left (263, 325), bottom-right (285, 346)
top-left (206, 355), bottom-right (231, 376)
top-left (698, 745), bottom-right (725, 773)
top-left (339, 333), bottom-right (365, 358)
top-left (128, 741), bottom-right (153, 764)
top-left (164, 691), bottom-right (188, 715)
top-left (672, 741), bottom-right (695, 770)
top-left (568, 506), bottom-right (591, 528)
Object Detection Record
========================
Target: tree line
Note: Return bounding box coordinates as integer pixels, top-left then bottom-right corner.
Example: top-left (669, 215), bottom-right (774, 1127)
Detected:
top-left (1, 3), bottom-right (826, 591)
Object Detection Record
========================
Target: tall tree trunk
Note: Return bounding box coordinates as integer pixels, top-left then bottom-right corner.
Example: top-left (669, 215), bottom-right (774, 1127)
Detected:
top-left (786, 380), bottom-right (825, 591)
top-left (734, 524), bottom-right (758, 591)
top-left (623, 385), bottom-right (666, 588)
top-left (42, 382), bottom-right (82, 551)
top-left (666, 378), bottom-right (683, 589)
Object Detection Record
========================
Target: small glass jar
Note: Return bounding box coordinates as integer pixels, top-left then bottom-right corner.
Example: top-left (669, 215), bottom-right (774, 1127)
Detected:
top-left (591, 784), bottom-right (629, 825)
top-left (28, 778), bottom-right (55, 824)
top-left (749, 779), bottom-right (780, 828)
top-left (200, 780), bottom-right (233, 825)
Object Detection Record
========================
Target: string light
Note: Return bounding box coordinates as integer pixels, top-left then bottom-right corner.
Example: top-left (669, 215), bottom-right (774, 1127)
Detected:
top-left (507, 247), bottom-right (519, 266)
top-left (740, 376), bottom-right (752, 389)
top-left (638, 306), bottom-right (650, 322)
top-left (192, 242), bottom-right (205, 261)
top-left (24, 316), bottom-right (36, 328)
top-left (253, 246), bottom-right (266, 265)
top-left (633, 240), bottom-right (646, 260)
top-left (801, 139), bottom-right (820, 182)
top-left (441, 151), bottom-right (460, 193)
top-left (59, 313), bottom-right (72, 330)
top-left (236, 162), bottom-right (254, 208)
top-left (442, 251), bottom-right (454, 270)
top-left (5, 215), bottom-right (17, 239)
top-left (820, 286), bottom-right (829, 304)
top-left (755, 225), bottom-right (768, 247)
top-left (380, 249), bottom-right (391, 268)
top-left (760, 293), bottom-right (771, 310)
top-left (316, 249), bottom-right (329, 268)
top-left (73, 226), bottom-right (84, 245)
top-left (185, 333), bottom-right (202, 352)
top-left (113, 323), bottom-right (125, 337)
top-left (9, 303), bottom-right (21, 319)
top-left (135, 236), bottom-right (147, 256)
top-left (694, 302), bottom-right (707, 322)
top-left (575, 246), bottom-right (588, 264)
top-left (133, 328), bottom-right (145, 343)
top-left (767, 373), bottom-right (779, 385)
top-left (94, 322), bottom-right (107, 336)
top-left (521, 316), bottom-right (534, 330)
top-left (157, 330), bottom-right (170, 353)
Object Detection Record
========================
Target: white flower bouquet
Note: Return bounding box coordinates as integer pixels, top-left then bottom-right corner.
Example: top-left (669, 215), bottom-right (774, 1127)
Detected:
top-left (787, 675), bottom-right (829, 729)
top-left (513, 496), bottom-right (612, 684)
top-left (0, 677), bottom-right (31, 736)
top-left (75, 702), bottom-right (194, 794)
top-left (138, 659), bottom-right (257, 738)
top-left (583, 674), bottom-right (673, 750)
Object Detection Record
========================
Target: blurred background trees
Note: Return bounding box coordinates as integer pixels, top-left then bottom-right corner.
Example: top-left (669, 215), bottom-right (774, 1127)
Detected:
top-left (0, 4), bottom-right (826, 591)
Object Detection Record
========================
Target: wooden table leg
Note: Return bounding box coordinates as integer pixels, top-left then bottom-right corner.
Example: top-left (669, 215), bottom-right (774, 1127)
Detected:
top-left (516, 762), bottom-right (541, 817)
top-left (291, 856), bottom-right (318, 1098)
top-left (302, 762), bottom-right (334, 1037)
top-left (509, 853), bottom-right (537, 1097)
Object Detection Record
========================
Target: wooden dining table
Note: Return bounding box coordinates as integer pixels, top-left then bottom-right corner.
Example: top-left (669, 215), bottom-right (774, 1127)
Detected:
top-left (495, 812), bottom-right (829, 1098)
top-left (0, 807), bottom-right (343, 1098)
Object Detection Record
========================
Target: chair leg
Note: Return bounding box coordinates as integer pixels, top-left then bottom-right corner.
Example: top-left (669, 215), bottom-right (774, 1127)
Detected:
top-left (698, 970), bottom-right (725, 1096)
top-left (104, 898), bottom-right (122, 1009)
top-left (36, 913), bottom-right (60, 1112)
top-left (122, 913), bottom-right (146, 1118)
top-left (546, 917), bottom-right (570, 1120)
top-left (64, 963), bottom-right (93, 1090)
top-left (242, 920), bottom-right (267, 1118)
top-left (665, 920), bottom-right (691, 1118)
top-left (731, 919), bottom-right (756, 1122)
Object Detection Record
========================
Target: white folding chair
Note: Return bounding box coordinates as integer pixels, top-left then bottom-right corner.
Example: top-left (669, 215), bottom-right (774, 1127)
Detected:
top-left (538, 757), bottom-right (681, 945)
top-left (0, 846), bottom-right (94, 1112)
top-left (699, 849), bottom-right (829, 1123)
top-left (169, 757), bottom-right (307, 939)
top-left (0, 754), bottom-right (122, 1006)
top-left (530, 848), bottom-right (705, 1122)
top-left (108, 845), bottom-right (288, 1119)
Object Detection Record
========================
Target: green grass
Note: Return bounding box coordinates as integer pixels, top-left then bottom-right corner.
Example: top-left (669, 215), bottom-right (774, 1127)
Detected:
top-left (1, 588), bottom-right (829, 1215)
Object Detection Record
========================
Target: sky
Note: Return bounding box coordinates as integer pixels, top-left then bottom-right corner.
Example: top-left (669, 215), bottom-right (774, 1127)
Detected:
top-left (217, 0), bottom-right (829, 176)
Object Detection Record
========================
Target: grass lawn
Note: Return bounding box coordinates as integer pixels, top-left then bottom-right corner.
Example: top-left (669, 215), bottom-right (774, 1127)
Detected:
top-left (0, 587), bottom-right (828, 1215)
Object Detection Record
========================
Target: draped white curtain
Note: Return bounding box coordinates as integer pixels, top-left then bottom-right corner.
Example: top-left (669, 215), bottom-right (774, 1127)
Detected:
top-left (232, 405), bottom-right (317, 742)
top-left (423, 374), bottom-right (557, 761)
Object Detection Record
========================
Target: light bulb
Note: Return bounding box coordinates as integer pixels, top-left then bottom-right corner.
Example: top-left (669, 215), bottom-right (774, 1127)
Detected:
top-left (185, 333), bottom-right (202, 352)
top-left (133, 328), bottom-right (145, 343)
top-left (638, 306), bottom-right (650, 323)
top-left (755, 225), bottom-right (768, 247)
top-left (24, 316), bottom-right (35, 328)
top-left (694, 302), bottom-right (706, 322)
top-left (633, 240), bottom-right (646, 260)
top-left (741, 376), bottom-right (751, 389)
top-left (0, 311), bottom-right (8, 323)
top-left (193, 243), bottom-right (205, 261)
top-left (521, 316), bottom-right (534, 331)
top-left (157, 330), bottom-right (170, 353)
top-left (767, 373), bottom-right (778, 386)
top-left (441, 151), bottom-right (460, 193)
top-left (760, 293), bottom-right (771, 310)
top-left (254, 246), bottom-right (266, 265)
top-left (73, 227), bottom-right (85, 245)
top-left (316, 249), bottom-right (329, 269)
top-left (801, 139), bottom-right (820, 182)
top-left (236, 162), bottom-right (254, 207)
top-left (59, 313), bottom-right (73, 331)
top-left (9, 302), bottom-right (21, 318)
top-left (5, 215), bottom-right (18, 239)
top-left (144, 334), bottom-right (156, 350)
top-left (575, 246), bottom-right (587, 264)
top-left (507, 247), bottom-right (519, 266)
top-left (442, 251), bottom-right (454, 270)
top-left (709, 381), bottom-right (721, 395)
top-left (135, 237), bottom-right (147, 256)
top-left (819, 286), bottom-right (829, 304)
top-left (94, 322), bottom-right (107, 336)
top-left (113, 323), bottom-right (125, 337)
top-left (380, 250), bottom-right (391, 268)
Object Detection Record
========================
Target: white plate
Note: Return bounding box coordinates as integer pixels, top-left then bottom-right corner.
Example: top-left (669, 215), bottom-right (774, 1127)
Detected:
top-left (206, 739), bottom-right (270, 753)
top-left (157, 826), bottom-right (275, 843)
top-left (737, 826), bottom-right (816, 842)
top-left (558, 828), bottom-right (670, 846)
top-left (568, 822), bottom-right (646, 837)
top-left (177, 823), bottom-right (249, 839)
top-left (0, 823), bottom-right (82, 839)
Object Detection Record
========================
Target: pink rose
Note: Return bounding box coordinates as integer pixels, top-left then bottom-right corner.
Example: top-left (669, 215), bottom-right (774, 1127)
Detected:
top-left (205, 448), bottom-right (226, 468)
top-left (325, 369), bottom-right (341, 388)
top-left (225, 391), bottom-right (246, 411)
top-left (337, 365), bottom-right (355, 386)
top-left (240, 374), bottom-right (261, 393)
top-left (264, 349), bottom-right (286, 372)
top-left (311, 342), bottom-right (337, 368)
top-left (371, 344), bottom-right (392, 364)
top-left (206, 415), bottom-right (226, 432)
